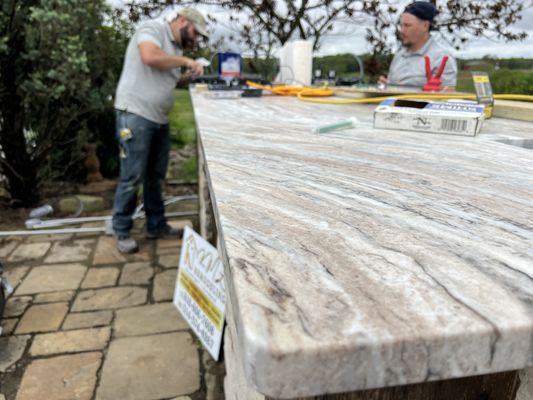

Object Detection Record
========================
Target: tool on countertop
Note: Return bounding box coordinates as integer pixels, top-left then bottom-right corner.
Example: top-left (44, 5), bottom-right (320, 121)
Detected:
top-left (471, 71), bottom-right (495, 118)
top-left (195, 57), bottom-right (211, 67)
top-left (423, 55), bottom-right (449, 92)
top-left (312, 117), bottom-right (359, 134)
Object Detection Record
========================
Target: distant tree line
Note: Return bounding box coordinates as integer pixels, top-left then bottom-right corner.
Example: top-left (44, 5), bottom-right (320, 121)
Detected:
top-left (458, 57), bottom-right (533, 71)
top-left (238, 54), bottom-right (533, 83)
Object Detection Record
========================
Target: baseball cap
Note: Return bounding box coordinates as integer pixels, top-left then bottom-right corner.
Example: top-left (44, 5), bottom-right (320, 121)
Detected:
top-left (178, 8), bottom-right (209, 38)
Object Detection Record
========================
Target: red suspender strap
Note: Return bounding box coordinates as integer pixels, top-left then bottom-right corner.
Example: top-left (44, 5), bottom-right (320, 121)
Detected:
top-left (435, 56), bottom-right (449, 79)
top-left (424, 55), bottom-right (432, 80)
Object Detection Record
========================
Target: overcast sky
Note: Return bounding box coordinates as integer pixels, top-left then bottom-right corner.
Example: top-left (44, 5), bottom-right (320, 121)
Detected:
top-left (319, 6), bottom-right (533, 58)
top-left (109, 1), bottom-right (533, 59)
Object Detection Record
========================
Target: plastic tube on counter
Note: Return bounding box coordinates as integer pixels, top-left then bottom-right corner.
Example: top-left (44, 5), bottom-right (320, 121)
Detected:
top-left (312, 117), bottom-right (358, 134)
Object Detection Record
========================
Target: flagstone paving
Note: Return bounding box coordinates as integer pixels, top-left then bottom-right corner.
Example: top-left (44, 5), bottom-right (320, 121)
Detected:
top-left (153, 269), bottom-right (178, 302)
top-left (2, 267), bottom-right (29, 289)
top-left (34, 290), bottom-right (75, 303)
top-left (81, 267), bottom-right (120, 289)
top-left (7, 242), bottom-right (50, 262)
top-left (0, 335), bottom-right (30, 373)
top-left (119, 261), bottom-right (154, 285)
top-left (16, 352), bottom-right (102, 400)
top-left (114, 303), bottom-right (189, 338)
top-left (71, 286), bottom-right (148, 311)
top-left (3, 297), bottom-right (32, 318)
top-left (96, 332), bottom-right (200, 400)
top-left (0, 218), bottom-right (225, 400)
top-left (63, 311), bottom-right (113, 331)
top-left (44, 239), bottom-right (94, 263)
top-left (15, 302), bottom-right (69, 334)
top-left (15, 263), bottom-right (87, 295)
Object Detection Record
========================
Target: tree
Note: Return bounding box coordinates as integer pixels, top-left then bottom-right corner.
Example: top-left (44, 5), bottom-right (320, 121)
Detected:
top-left (0, 0), bottom-right (39, 206)
top-left (0, 0), bottom-right (130, 206)
top-left (365, 0), bottom-right (532, 54)
top-left (122, 0), bottom-right (532, 57)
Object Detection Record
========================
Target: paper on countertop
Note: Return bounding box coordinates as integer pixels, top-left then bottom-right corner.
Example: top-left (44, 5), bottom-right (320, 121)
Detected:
top-left (195, 57), bottom-right (211, 67)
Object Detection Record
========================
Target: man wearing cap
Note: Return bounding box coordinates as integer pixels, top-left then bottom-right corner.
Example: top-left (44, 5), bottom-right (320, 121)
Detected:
top-left (112, 8), bottom-right (208, 253)
top-left (378, 1), bottom-right (457, 90)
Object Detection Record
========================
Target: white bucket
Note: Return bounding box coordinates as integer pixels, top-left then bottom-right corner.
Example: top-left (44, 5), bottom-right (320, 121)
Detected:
top-left (277, 40), bottom-right (313, 86)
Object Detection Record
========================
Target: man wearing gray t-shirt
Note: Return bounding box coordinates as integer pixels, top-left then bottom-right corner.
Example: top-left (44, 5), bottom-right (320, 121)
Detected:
top-left (379, 2), bottom-right (457, 90)
top-left (112, 8), bottom-right (207, 253)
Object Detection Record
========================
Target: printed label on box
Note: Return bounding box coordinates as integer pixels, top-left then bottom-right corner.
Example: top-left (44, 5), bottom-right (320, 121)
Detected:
top-left (374, 99), bottom-right (485, 136)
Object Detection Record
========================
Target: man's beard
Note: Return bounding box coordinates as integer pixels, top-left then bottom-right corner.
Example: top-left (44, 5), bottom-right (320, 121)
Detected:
top-left (180, 25), bottom-right (195, 50)
top-left (400, 36), bottom-right (413, 49)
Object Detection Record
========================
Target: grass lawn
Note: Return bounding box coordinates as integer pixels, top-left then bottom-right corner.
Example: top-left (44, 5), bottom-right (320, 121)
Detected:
top-left (168, 89), bottom-right (197, 182)
top-left (169, 89), bottom-right (196, 147)
top-left (456, 71), bottom-right (476, 93)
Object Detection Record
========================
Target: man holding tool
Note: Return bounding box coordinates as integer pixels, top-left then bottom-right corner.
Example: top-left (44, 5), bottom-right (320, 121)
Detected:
top-left (113, 8), bottom-right (207, 253)
top-left (378, 1), bottom-right (457, 91)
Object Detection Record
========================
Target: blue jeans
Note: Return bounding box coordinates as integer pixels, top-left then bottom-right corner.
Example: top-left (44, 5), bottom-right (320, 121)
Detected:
top-left (112, 110), bottom-right (170, 236)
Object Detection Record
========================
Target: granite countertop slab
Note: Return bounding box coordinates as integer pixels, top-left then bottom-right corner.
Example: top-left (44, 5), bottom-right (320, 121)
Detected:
top-left (191, 90), bottom-right (533, 398)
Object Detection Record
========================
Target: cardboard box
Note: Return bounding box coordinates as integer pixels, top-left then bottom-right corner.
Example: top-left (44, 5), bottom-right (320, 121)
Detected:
top-left (373, 99), bottom-right (485, 136)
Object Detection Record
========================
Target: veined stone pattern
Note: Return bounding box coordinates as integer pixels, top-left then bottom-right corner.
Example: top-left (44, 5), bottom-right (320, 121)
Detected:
top-left (191, 90), bottom-right (533, 398)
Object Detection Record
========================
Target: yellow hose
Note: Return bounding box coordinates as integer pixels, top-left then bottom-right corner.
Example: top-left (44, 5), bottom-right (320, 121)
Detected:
top-left (296, 92), bottom-right (533, 105)
top-left (297, 92), bottom-right (478, 105)
top-left (247, 81), bottom-right (333, 97)
top-left (245, 80), bottom-right (533, 104)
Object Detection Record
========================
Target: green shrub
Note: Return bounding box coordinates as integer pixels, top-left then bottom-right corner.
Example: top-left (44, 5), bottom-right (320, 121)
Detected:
top-left (0, 0), bottom-right (131, 204)
top-left (457, 69), bottom-right (533, 95)
top-left (490, 69), bottom-right (533, 95)
top-left (174, 157), bottom-right (197, 183)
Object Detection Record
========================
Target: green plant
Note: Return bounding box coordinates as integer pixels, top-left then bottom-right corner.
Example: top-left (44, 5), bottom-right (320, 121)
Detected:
top-left (168, 90), bottom-right (198, 183)
top-left (169, 89), bottom-right (197, 148)
top-left (456, 69), bottom-right (533, 94)
top-left (490, 69), bottom-right (533, 95)
top-left (0, 0), bottom-right (131, 205)
top-left (174, 157), bottom-right (198, 183)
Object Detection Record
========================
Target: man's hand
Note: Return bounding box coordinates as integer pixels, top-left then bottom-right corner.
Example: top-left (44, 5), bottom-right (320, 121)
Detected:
top-left (186, 59), bottom-right (204, 76)
top-left (378, 75), bottom-right (390, 85)
top-left (138, 42), bottom-right (204, 75)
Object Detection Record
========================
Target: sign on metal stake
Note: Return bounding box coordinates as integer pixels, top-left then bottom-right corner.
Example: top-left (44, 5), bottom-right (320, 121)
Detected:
top-left (173, 227), bottom-right (226, 360)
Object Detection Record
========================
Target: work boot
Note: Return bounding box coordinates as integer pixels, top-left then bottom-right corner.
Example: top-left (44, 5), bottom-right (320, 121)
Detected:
top-left (146, 224), bottom-right (184, 240)
top-left (116, 235), bottom-right (139, 254)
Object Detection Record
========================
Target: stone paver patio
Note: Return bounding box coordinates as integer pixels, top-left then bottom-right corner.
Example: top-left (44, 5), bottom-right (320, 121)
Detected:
top-left (0, 218), bottom-right (225, 400)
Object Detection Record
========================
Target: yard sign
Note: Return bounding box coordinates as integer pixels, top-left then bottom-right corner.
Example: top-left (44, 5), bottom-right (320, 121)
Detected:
top-left (173, 226), bottom-right (225, 360)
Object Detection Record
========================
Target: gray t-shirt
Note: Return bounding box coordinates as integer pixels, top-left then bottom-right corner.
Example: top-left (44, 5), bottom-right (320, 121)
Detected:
top-left (388, 36), bottom-right (457, 88)
top-left (115, 20), bottom-right (182, 124)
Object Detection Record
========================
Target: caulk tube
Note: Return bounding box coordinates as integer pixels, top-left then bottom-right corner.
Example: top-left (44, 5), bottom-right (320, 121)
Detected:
top-left (312, 117), bottom-right (358, 134)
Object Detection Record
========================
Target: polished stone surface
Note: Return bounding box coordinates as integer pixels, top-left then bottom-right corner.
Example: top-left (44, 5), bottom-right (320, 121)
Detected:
top-left (192, 90), bottom-right (533, 398)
